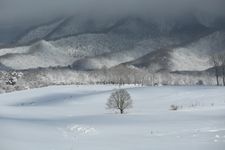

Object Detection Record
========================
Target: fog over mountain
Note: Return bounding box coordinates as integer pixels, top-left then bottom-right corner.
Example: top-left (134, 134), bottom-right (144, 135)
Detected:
top-left (0, 0), bottom-right (224, 45)
top-left (0, 0), bottom-right (224, 25)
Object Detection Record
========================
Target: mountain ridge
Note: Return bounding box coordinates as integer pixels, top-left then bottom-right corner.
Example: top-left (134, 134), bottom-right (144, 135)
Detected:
top-left (0, 15), bottom-right (224, 72)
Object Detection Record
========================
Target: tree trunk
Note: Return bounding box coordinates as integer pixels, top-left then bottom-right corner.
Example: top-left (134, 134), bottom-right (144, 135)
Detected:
top-left (216, 75), bottom-right (219, 86)
top-left (215, 67), bottom-right (219, 86)
top-left (120, 109), bottom-right (124, 114)
top-left (223, 66), bottom-right (225, 86)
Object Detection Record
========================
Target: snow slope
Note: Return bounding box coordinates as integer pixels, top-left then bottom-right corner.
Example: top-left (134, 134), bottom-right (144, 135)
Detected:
top-left (72, 39), bottom-right (158, 70)
top-left (170, 48), bottom-right (210, 71)
top-left (0, 32), bottom-right (146, 70)
top-left (17, 19), bottom-right (66, 44)
top-left (0, 46), bottom-right (29, 57)
top-left (0, 85), bottom-right (225, 150)
top-left (170, 30), bottom-right (225, 71)
top-left (0, 41), bottom-right (74, 70)
top-left (125, 30), bottom-right (225, 72)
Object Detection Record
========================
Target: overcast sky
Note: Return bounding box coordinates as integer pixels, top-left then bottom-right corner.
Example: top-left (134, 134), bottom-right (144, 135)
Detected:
top-left (0, 0), bottom-right (224, 25)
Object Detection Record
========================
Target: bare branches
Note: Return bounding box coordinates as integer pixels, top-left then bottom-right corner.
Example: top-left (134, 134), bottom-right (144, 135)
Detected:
top-left (209, 53), bottom-right (225, 86)
top-left (106, 89), bottom-right (133, 114)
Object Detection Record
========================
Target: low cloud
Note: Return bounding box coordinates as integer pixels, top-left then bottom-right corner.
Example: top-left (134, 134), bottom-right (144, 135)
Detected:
top-left (0, 0), bottom-right (224, 25)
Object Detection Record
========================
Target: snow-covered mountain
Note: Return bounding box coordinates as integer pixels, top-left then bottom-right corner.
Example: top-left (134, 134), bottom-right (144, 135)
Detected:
top-left (0, 14), bottom-right (225, 72)
top-left (0, 41), bottom-right (73, 70)
top-left (124, 29), bottom-right (225, 72)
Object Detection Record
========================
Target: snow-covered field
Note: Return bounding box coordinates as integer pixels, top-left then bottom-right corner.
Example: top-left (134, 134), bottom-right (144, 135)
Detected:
top-left (0, 85), bottom-right (225, 150)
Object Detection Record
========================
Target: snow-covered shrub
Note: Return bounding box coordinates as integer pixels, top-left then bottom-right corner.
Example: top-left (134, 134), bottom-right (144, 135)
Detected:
top-left (5, 71), bottom-right (23, 86)
top-left (6, 77), bottom-right (17, 85)
top-left (196, 80), bottom-right (204, 85)
top-left (170, 105), bottom-right (179, 111)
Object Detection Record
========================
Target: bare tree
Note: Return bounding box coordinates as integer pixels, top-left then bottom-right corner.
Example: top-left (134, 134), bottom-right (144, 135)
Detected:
top-left (210, 54), bottom-right (223, 86)
top-left (220, 53), bottom-right (225, 86)
top-left (106, 89), bottom-right (133, 114)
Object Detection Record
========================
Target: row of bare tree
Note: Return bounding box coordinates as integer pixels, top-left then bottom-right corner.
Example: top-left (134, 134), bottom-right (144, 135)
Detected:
top-left (210, 52), bottom-right (225, 86)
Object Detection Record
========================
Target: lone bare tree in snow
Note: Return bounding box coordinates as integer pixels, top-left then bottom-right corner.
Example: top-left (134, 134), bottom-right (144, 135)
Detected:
top-left (106, 89), bottom-right (133, 114)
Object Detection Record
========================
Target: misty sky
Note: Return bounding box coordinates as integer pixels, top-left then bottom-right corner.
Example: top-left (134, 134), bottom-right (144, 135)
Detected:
top-left (0, 0), bottom-right (224, 25)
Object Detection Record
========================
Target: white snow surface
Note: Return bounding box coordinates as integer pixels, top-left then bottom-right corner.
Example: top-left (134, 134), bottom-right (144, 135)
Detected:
top-left (170, 31), bottom-right (225, 71)
top-left (0, 41), bottom-right (74, 70)
top-left (170, 48), bottom-right (210, 71)
top-left (0, 85), bottom-right (225, 150)
top-left (0, 46), bottom-right (29, 57)
top-left (72, 39), bottom-right (157, 70)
